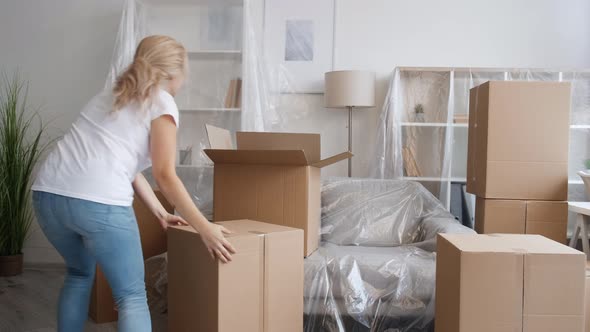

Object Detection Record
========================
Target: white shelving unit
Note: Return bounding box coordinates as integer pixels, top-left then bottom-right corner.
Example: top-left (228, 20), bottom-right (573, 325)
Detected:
top-left (145, 0), bottom-right (245, 167)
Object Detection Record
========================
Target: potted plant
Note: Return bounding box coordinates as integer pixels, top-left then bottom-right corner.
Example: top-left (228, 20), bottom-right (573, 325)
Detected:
top-left (414, 104), bottom-right (425, 122)
top-left (0, 74), bottom-right (48, 276)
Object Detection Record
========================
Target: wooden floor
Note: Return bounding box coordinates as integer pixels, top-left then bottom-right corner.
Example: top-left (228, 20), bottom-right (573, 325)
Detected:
top-left (0, 267), bottom-right (166, 332)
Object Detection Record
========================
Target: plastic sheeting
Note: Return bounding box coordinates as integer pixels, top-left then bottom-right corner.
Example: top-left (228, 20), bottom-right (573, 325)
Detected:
top-left (321, 177), bottom-right (468, 248)
top-left (372, 68), bottom-right (590, 213)
top-left (304, 177), bottom-right (474, 332)
top-left (304, 243), bottom-right (436, 332)
top-left (108, 0), bottom-right (323, 219)
top-left (145, 252), bottom-right (168, 315)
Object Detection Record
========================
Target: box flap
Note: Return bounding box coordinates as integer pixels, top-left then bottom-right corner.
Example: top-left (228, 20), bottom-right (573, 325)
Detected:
top-left (206, 124), bottom-right (234, 149)
top-left (439, 233), bottom-right (518, 253)
top-left (204, 149), bottom-right (310, 166)
top-left (311, 151), bottom-right (353, 168)
top-left (439, 233), bottom-right (584, 255)
top-left (236, 131), bottom-right (321, 163)
top-left (216, 219), bottom-right (302, 235)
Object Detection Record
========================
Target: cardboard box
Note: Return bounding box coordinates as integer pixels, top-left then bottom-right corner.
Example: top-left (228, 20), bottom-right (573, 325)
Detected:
top-left (526, 200), bottom-right (569, 244)
top-left (89, 191), bottom-right (172, 323)
top-left (89, 266), bottom-right (118, 323)
top-left (475, 198), bottom-right (526, 234)
top-left (168, 220), bottom-right (304, 332)
top-left (436, 233), bottom-right (586, 332)
top-left (475, 198), bottom-right (568, 243)
top-left (466, 81), bottom-right (571, 200)
top-left (204, 125), bottom-right (352, 256)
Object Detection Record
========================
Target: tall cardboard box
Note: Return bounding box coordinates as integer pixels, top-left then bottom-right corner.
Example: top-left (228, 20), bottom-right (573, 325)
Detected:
top-left (89, 191), bottom-right (172, 323)
top-left (475, 198), bottom-right (568, 243)
top-left (204, 125), bottom-right (352, 256)
top-left (436, 234), bottom-right (586, 332)
top-left (168, 220), bottom-right (304, 332)
top-left (466, 81), bottom-right (571, 200)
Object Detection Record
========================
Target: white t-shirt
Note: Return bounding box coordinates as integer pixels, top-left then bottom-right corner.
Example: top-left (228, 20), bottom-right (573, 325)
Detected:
top-left (32, 89), bottom-right (179, 206)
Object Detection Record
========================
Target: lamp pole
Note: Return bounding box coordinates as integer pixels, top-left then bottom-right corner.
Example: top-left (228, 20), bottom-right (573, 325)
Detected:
top-left (348, 105), bottom-right (353, 177)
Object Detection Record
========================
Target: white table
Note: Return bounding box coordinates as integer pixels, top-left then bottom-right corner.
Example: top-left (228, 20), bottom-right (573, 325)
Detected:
top-left (568, 202), bottom-right (590, 257)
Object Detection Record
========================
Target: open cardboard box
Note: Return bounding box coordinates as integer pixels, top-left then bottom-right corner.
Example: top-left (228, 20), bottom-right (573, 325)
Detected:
top-left (204, 125), bottom-right (352, 256)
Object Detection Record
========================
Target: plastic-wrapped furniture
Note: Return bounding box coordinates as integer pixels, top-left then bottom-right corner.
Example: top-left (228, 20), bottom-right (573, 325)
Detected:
top-left (304, 177), bottom-right (475, 332)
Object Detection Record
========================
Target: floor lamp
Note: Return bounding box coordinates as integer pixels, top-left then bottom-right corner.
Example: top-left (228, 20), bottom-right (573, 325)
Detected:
top-left (324, 70), bottom-right (375, 177)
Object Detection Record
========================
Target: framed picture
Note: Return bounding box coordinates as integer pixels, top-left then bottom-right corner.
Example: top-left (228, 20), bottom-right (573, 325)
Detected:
top-left (264, 0), bottom-right (335, 93)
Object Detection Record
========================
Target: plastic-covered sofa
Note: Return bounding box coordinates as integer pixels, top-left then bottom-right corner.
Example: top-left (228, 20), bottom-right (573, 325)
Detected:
top-left (304, 178), bottom-right (475, 332)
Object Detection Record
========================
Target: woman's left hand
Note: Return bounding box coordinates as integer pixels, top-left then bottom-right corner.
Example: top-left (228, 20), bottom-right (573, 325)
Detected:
top-left (157, 213), bottom-right (189, 230)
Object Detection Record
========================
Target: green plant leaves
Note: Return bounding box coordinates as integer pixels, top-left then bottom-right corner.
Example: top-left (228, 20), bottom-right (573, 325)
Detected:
top-left (0, 73), bottom-right (51, 256)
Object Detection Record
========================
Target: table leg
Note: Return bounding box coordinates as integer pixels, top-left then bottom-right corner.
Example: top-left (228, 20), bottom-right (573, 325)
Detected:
top-left (569, 217), bottom-right (581, 248)
top-left (579, 214), bottom-right (590, 258)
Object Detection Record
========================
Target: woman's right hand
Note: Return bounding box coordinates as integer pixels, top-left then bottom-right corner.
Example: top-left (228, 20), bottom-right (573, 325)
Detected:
top-left (199, 223), bottom-right (236, 263)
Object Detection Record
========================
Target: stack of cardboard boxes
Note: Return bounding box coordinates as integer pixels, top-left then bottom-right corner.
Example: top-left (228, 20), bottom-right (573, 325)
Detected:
top-left (467, 81), bottom-right (571, 243)
top-left (437, 81), bottom-right (588, 332)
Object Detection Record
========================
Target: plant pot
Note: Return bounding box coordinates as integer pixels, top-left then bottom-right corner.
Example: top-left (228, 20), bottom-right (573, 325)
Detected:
top-left (0, 254), bottom-right (24, 277)
top-left (414, 113), bottom-right (425, 122)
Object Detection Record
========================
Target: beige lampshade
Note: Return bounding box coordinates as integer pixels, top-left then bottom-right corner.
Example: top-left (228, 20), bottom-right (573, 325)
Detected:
top-left (324, 70), bottom-right (376, 108)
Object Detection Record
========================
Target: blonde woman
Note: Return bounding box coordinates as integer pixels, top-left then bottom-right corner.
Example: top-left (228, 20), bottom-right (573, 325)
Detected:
top-left (31, 35), bottom-right (235, 331)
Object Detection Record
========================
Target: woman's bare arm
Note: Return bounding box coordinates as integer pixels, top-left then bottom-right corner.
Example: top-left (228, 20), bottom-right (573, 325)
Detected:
top-left (150, 115), bottom-right (235, 262)
top-left (132, 173), bottom-right (168, 220)
top-left (132, 173), bottom-right (187, 230)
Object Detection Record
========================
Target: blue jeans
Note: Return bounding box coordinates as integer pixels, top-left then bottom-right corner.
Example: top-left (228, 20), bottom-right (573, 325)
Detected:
top-left (32, 191), bottom-right (151, 332)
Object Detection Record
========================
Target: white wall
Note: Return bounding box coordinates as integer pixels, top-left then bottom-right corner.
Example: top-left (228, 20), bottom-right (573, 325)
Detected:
top-left (0, 0), bottom-right (123, 264)
top-left (0, 0), bottom-right (589, 264)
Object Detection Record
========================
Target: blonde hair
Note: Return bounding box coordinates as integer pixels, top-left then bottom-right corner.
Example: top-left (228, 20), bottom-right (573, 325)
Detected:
top-left (113, 35), bottom-right (187, 111)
